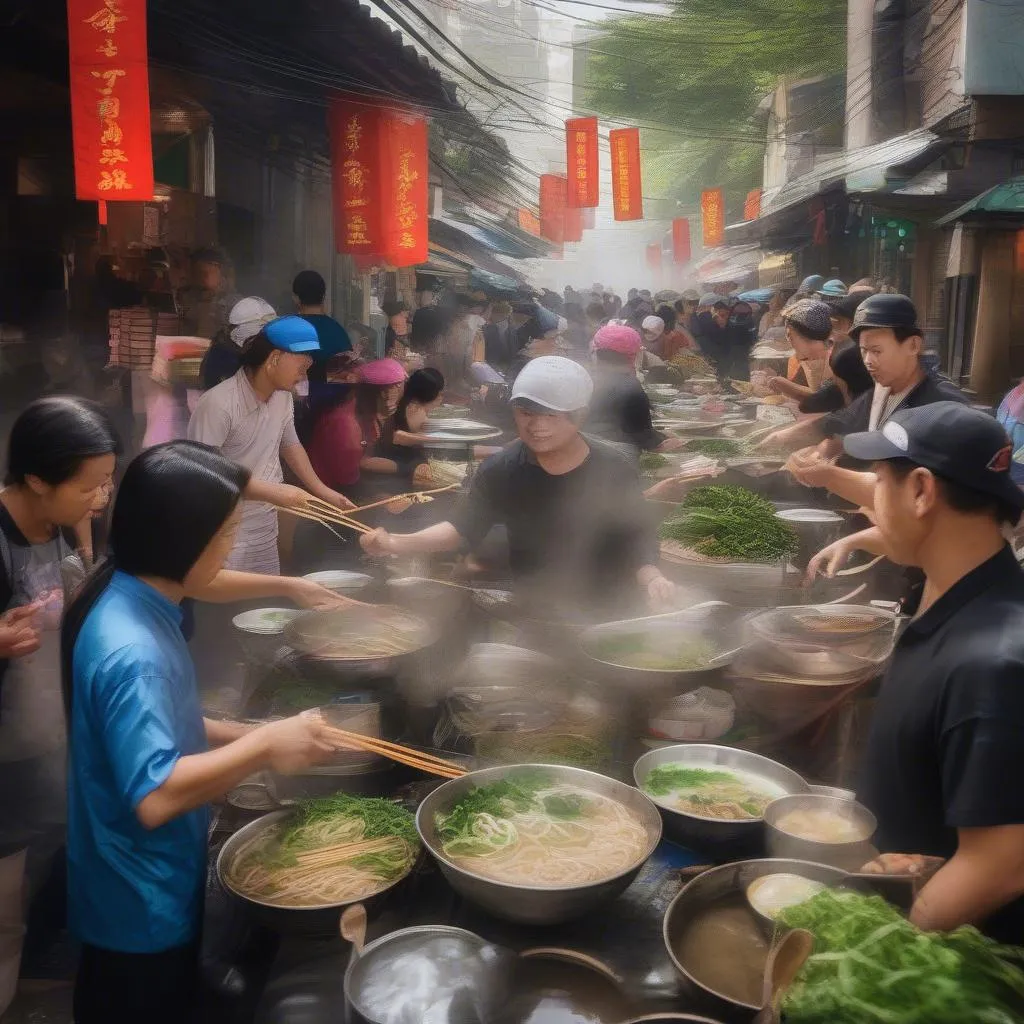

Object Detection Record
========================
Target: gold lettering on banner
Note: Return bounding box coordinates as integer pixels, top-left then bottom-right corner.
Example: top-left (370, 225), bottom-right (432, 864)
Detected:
top-left (97, 38), bottom-right (118, 57)
top-left (91, 68), bottom-right (126, 95)
top-left (84, 0), bottom-right (126, 34)
top-left (99, 147), bottom-right (128, 165)
top-left (394, 147), bottom-right (419, 248)
top-left (98, 169), bottom-right (132, 191)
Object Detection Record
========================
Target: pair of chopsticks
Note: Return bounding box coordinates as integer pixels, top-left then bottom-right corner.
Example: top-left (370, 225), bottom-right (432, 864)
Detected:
top-left (282, 497), bottom-right (371, 536)
top-left (347, 482), bottom-right (462, 516)
top-left (317, 723), bottom-right (467, 779)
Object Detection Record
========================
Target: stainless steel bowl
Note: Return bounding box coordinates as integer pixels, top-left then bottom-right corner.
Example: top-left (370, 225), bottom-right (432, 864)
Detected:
top-left (621, 1016), bottom-right (726, 1024)
top-left (663, 859), bottom-right (847, 1018)
top-left (415, 764), bottom-right (662, 925)
top-left (633, 744), bottom-right (808, 861)
top-left (764, 793), bottom-right (877, 872)
top-left (579, 604), bottom-right (743, 693)
top-left (216, 809), bottom-right (416, 934)
top-left (808, 784), bottom-right (856, 802)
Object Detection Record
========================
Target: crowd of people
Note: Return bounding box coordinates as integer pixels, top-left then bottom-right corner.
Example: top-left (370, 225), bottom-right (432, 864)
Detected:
top-left (5, 254), bottom-right (1024, 1023)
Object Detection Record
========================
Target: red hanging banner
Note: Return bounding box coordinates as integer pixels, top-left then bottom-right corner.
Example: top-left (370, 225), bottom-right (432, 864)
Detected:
top-left (539, 174), bottom-right (567, 245)
top-left (330, 98), bottom-right (384, 256)
top-left (565, 117), bottom-right (599, 209)
top-left (701, 188), bottom-right (725, 248)
top-left (329, 97), bottom-right (428, 265)
top-left (744, 188), bottom-right (762, 221)
top-left (610, 128), bottom-right (643, 222)
top-left (671, 218), bottom-right (691, 264)
top-left (563, 203), bottom-right (583, 244)
top-left (646, 244), bottom-right (662, 271)
top-left (518, 208), bottom-right (541, 237)
top-left (68, 0), bottom-right (154, 202)
top-left (379, 109), bottom-right (429, 267)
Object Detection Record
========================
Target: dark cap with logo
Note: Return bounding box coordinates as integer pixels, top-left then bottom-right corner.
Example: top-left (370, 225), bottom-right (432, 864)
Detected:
top-left (850, 293), bottom-right (921, 338)
top-left (843, 401), bottom-right (1024, 516)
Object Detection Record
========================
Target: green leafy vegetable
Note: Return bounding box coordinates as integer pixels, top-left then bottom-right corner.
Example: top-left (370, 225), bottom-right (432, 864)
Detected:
top-left (543, 793), bottom-right (586, 819)
top-left (642, 765), bottom-right (737, 796)
top-left (285, 794), bottom-right (418, 849)
top-left (639, 451), bottom-right (671, 474)
top-left (779, 889), bottom-right (1024, 1023)
top-left (659, 484), bottom-right (797, 561)
top-left (684, 438), bottom-right (748, 457)
top-left (591, 633), bottom-right (716, 671)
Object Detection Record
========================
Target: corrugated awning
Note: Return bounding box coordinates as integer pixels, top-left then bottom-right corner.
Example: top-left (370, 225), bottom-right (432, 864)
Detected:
top-left (693, 243), bottom-right (762, 284)
top-left (936, 176), bottom-right (1024, 226)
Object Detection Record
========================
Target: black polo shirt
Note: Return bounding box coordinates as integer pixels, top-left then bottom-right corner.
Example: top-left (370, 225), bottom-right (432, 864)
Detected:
top-left (451, 436), bottom-right (660, 619)
top-left (858, 546), bottom-right (1024, 943)
top-left (820, 371), bottom-right (968, 439)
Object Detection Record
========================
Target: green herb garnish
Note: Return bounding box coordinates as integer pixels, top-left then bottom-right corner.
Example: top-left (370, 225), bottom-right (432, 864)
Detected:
top-left (779, 889), bottom-right (1024, 1023)
top-left (684, 438), bottom-right (748, 457)
top-left (659, 484), bottom-right (797, 561)
top-left (642, 765), bottom-right (737, 796)
top-left (639, 451), bottom-right (671, 474)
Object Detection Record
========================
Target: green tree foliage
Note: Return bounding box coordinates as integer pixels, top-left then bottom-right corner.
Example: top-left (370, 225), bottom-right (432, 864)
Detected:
top-left (584, 0), bottom-right (847, 219)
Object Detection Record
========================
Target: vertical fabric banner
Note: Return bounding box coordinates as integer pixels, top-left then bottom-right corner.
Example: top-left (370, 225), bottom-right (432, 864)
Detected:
top-left (329, 98), bottom-right (383, 256)
top-left (646, 244), bottom-right (662, 271)
top-left (539, 174), bottom-right (567, 245)
top-left (701, 188), bottom-right (725, 248)
top-left (518, 208), bottom-right (541, 237)
top-left (379, 109), bottom-right (429, 267)
top-left (565, 116), bottom-right (599, 209)
top-left (671, 218), bottom-right (691, 264)
top-left (563, 203), bottom-right (583, 244)
top-left (68, 0), bottom-right (154, 201)
top-left (610, 128), bottom-right (643, 221)
top-left (744, 188), bottom-right (762, 221)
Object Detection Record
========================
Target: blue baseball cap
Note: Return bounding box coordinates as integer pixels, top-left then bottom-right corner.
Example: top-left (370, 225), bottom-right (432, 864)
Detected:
top-left (264, 315), bottom-right (320, 354)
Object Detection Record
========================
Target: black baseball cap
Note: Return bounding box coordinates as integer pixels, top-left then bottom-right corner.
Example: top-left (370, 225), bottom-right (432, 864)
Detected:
top-left (850, 293), bottom-right (920, 338)
top-left (844, 402), bottom-right (1024, 516)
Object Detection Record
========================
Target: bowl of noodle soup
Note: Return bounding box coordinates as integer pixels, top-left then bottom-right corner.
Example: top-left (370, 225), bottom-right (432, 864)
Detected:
top-left (217, 796), bottom-right (420, 933)
top-left (415, 764), bottom-right (662, 925)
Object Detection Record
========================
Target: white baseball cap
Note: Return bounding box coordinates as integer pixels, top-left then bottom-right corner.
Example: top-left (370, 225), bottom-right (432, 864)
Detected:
top-left (642, 315), bottom-right (665, 338)
top-left (229, 296), bottom-right (277, 346)
top-left (510, 356), bottom-right (594, 412)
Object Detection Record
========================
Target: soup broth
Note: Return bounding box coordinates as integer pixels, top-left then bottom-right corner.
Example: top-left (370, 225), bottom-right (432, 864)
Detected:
top-left (642, 763), bottom-right (786, 820)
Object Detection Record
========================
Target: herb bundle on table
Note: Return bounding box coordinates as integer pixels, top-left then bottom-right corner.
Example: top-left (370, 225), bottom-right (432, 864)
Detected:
top-left (658, 484), bottom-right (798, 562)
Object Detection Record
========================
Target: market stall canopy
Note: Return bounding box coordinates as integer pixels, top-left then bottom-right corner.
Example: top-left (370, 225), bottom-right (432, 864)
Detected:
top-left (437, 213), bottom-right (553, 260)
top-left (935, 176), bottom-right (1024, 227)
top-left (428, 219), bottom-right (526, 284)
top-left (692, 244), bottom-right (763, 285)
top-left (726, 129), bottom-right (951, 246)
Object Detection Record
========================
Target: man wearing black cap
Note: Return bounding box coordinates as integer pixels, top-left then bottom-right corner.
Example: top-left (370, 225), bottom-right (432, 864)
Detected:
top-left (844, 403), bottom-right (1024, 941)
top-left (758, 294), bottom-right (967, 459)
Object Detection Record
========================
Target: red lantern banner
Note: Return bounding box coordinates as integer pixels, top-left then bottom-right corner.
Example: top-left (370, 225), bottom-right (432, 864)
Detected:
top-left (610, 128), bottom-right (643, 221)
top-left (379, 110), bottom-right (428, 267)
top-left (329, 98), bottom-right (428, 265)
top-left (566, 117), bottom-right (599, 209)
top-left (701, 188), bottom-right (725, 248)
top-left (646, 243), bottom-right (662, 270)
top-left (518, 208), bottom-right (541, 237)
top-left (744, 188), bottom-right (762, 221)
top-left (68, 0), bottom-right (153, 202)
top-left (539, 174), bottom-right (567, 245)
top-left (672, 218), bottom-right (691, 264)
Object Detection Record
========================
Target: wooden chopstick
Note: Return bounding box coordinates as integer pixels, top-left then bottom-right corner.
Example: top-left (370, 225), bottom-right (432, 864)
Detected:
top-left (281, 506), bottom-right (369, 537)
top-left (319, 725), bottom-right (467, 778)
top-left (298, 497), bottom-right (375, 534)
top-left (346, 483), bottom-right (461, 517)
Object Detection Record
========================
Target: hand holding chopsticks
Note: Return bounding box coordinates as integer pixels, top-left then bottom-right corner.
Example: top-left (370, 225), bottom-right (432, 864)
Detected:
top-left (309, 713), bottom-right (467, 779)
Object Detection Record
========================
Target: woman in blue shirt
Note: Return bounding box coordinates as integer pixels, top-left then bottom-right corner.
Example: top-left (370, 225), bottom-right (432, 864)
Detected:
top-left (62, 441), bottom-right (335, 1024)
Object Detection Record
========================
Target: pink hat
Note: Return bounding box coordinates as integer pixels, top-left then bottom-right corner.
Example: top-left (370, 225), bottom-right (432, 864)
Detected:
top-left (592, 323), bottom-right (642, 356)
top-left (359, 358), bottom-right (406, 386)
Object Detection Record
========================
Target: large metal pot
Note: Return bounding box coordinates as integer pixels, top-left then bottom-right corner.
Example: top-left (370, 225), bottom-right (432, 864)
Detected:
top-left (633, 744), bottom-right (808, 861)
top-left (415, 764), bottom-right (662, 925)
top-left (579, 604), bottom-right (743, 695)
top-left (663, 859), bottom-right (847, 1022)
top-left (215, 809), bottom-right (415, 935)
top-left (343, 924), bottom-right (506, 1024)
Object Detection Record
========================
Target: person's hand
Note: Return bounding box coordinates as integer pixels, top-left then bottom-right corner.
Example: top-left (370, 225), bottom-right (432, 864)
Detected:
top-left (753, 429), bottom-right (785, 452)
top-left (319, 488), bottom-right (357, 512)
top-left (0, 603), bottom-right (43, 659)
top-left (646, 574), bottom-right (677, 610)
top-left (786, 447), bottom-right (835, 488)
top-left (805, 534), bottom-right (861, 583)
top-left (273, 485), bottom-right (319, 511)
top-left (859, 853), bottom-right (945, 894)
top-left (658, 437), bottom-right (687, 452)
top-left (258, 714), bottom-right (337, 775)
top-left (359, 527), bottom-right (395, 557)
top-left (286, 577), bottom-right (360, 611)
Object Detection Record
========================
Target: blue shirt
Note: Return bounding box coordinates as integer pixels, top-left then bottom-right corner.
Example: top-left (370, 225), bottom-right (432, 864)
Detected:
top-left (67, 571), bottom-right (208, 953)
top-left (302, 314), bottom-right (352, 364)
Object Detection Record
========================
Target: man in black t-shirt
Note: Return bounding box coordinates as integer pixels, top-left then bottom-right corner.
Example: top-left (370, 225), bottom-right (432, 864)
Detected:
top-left (843, 403), bottom-right (1024, 942)
top-left (359, 356), bottom-right (675, 619)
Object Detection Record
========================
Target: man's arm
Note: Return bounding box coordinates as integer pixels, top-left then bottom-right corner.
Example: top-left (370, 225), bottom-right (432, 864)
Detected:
top-left (360, 521), bottom-right (464, 558)
top-left (187, 569), bottom-right (357, 609)
top-left (911, 825), bottom-right (1024, 931)
top-left (786, 451), bottom-right (877, 507)
top-left (281, 443), bottom-right (355, 509)
top-left (755, 417), bottom-right (825, 451)
top-left (204, 718), bottom-right (255, 746)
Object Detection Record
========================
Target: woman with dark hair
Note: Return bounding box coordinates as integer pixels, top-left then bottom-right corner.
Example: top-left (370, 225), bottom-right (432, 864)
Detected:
top-left (307, 352), bottom-right (365, 491)
top-left (353, 359), bottom-right (408, 493)
top-left (0, 397), bottom-right (121, 1017)
top-left (653, 304), bottom-right (696, 362)
top-left (64, 441), bottom-right (333, 1024)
